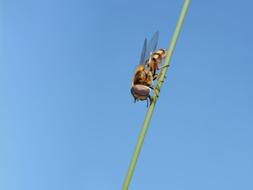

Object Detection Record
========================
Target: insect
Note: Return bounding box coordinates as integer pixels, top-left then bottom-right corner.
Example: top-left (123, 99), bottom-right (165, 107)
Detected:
top-left (131, 31), bottom-right (164, 106)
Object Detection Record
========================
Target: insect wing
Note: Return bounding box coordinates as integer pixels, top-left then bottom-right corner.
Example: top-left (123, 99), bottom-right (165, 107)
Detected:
top-left (139, 38), bottom-right (147, 65)
top-left (145, 31), bottom-right (159, 61)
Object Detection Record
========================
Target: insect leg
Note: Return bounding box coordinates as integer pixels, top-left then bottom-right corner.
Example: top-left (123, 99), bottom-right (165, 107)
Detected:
top-left (153, 74), bottom-right (158, 81)
top-left (148, 95), bottom-right (152, 106)
top-left (154, 88), bottom-right (159, 98)
top-left (158, 64), bottom-right (169, 70)
top-left (156, 66), bottom-right (169, 81)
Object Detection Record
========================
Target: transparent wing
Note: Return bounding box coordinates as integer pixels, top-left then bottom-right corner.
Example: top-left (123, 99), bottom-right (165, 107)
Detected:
top-left (145, 31), bottom-right (159, 61)
top-left (139, 38), bottom-right (147, 65)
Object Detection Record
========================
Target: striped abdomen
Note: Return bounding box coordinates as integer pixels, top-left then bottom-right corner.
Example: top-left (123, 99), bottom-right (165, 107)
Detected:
top-left (149, 48), bottom-right (166, 75)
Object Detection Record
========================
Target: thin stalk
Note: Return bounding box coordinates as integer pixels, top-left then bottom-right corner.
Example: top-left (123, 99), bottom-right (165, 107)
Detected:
top-left (122, 0), bottom-right (190, 190)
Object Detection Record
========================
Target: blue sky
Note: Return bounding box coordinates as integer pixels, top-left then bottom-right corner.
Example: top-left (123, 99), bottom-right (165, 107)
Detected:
top-left (1, 0), bottom-right (253, 189)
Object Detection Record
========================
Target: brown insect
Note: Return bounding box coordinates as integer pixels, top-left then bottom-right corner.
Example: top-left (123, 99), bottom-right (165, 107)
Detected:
top-left (131, 31), bottom-right (163, 106)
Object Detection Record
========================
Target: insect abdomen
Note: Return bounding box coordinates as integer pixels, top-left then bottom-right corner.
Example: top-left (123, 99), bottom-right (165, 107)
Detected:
top-left (151, 48), bottom-right (166, 62)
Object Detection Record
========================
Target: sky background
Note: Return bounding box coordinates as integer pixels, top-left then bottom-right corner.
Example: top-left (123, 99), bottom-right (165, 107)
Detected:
top-left (1, 0), bottom-right (253, 189)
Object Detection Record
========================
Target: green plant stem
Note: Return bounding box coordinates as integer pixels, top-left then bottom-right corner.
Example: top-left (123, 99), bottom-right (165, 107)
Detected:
top-left (122, 0), bottom-right (190, 189)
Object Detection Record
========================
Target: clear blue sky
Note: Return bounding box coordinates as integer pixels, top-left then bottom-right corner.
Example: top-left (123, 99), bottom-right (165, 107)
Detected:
top-left (1, 0), bottom-right (253, 189)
